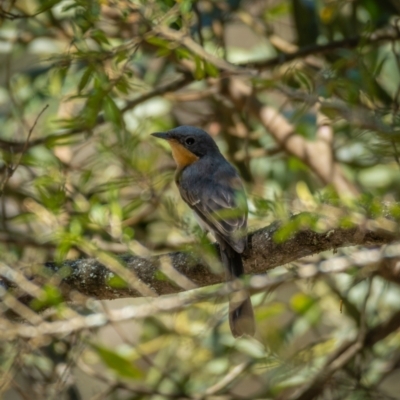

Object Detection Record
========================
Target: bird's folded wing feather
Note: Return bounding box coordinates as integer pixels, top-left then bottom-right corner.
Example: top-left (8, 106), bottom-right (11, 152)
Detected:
top-left (180, 179), bottom-right (247, 253)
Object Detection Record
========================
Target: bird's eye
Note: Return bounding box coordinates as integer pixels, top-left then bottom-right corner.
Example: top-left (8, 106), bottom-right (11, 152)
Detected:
top-left (185, 137), bottom-right (195, 145)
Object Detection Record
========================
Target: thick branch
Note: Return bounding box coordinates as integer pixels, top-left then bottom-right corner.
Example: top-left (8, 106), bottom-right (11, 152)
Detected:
top-left (37, 219), bottom-right (397, 301)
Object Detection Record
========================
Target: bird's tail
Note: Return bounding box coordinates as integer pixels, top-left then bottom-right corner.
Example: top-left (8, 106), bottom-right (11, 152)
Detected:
top-left (220, 245), bottom-right (255, 337)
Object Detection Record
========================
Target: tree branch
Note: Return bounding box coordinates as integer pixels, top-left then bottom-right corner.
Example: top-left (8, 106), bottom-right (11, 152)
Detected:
top-left (286, 308), bottom-right (400, 400)
top-left (3, 242), bottom-right (400, 340)
top-left (239, 29), bottom-right (400, 70)
top-left (221, 78), bottom-right (359, 195)
top-left (31, 217), bottom-right (398, 301)
top-left (0, 75), bottom-right (192, 153)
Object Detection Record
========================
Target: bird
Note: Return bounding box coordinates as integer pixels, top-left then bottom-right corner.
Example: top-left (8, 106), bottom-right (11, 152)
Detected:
top-left (152, 125), bottom-right (255, 337)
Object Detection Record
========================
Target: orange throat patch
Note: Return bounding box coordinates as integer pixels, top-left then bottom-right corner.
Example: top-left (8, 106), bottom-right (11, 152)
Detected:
top-left (167, 139), bottom-right (199, 169)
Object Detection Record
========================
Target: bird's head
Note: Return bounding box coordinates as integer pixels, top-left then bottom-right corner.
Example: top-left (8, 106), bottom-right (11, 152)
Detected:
top-left (151, 126), bottom-right (220, 168)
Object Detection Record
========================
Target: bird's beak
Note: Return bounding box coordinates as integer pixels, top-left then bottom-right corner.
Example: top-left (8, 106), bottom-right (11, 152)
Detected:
top-left (151, 132), bottom-right (169, 140)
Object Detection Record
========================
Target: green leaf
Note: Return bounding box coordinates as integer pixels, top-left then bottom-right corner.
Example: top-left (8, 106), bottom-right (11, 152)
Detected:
top-left (94, 345), bottom-right (143, 379)
top-left (204, 61), bottom-right (219, 78)
top-left (290, 293), bottom-right (315, 314)
top-left (115, 77), bottom-right (130, 94)
top-left (115, 50), bottom-right (128, 65)
top-left (78, 67), bottom-right (93, 93)
top-left (288, 157), bottom-right (308, 172)
top-left (58, 66), bottom-right (69, 85)
top-left (107, 274), bottom-right (128, 288)
top-left (175, 47), bottom-right (191, 59)
top-left (373, 56), bottom-right (387, 77)
top-left (294, 70), bottom-right (313, 92)
top-left (36, 0), bottom-right (61, 13)
top-left (154, 270), bottom-right (168, 282)
top-left (256, 302), bottom-right (286, 320)
top-left (253, 197), bottom-right (274, 216)
top-left (274, 214), bottom-right (318, 243)
top-left (194, 56), bottom-right (205, 80)
top-left (156, 47), bottom-right (172, 57)
top-left (339, 216), bottom-right (356, 229)
top-left (320, 104), bottom-right (340, 120)
top-left (251, 77), bottom-right (275, 88)
top-left (264, 2), bottom-right (291, 18)
top-left (122, 227), bottom-right (135, 240)
top-left (83, 87), bottom-right (104, 126)
top-left (31, 285), bottom-right (64, 310)
top-left (273, 221), bottom-right (296, 243)
top-left (91, 29), bottom-right (110, 46)
top-left (103, 95), bottom-right (124, 130)
top-left (69, 218), bottom-right (83, 235)
top-left (390, 203), bottom-right (400, 219)
top-left (179, 0), bottom-right (192, 14)
top-left (235, 337), bottom-right (266, 358)
top-left (145, 36), bottom-right (170, 48)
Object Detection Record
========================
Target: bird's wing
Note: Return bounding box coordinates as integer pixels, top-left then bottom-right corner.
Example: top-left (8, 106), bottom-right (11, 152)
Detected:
top-left (180, 176), bottom-right (247, 253)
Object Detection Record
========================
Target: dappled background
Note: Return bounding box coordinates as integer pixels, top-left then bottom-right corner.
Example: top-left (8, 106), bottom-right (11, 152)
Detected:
top-left (1, 0), bottom-right (400, 399)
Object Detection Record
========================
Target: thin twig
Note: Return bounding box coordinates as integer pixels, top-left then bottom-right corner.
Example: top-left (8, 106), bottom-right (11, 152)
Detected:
top-left (0, 76), bottom-right (192, 153)
top-left (238, 30), bottom-right (400, 70)
top-left (0, 104), bottom-right (49, 196)
top-left (3, 244), bottom-right (400, 339)
top-left (0, 217), bottom-right (396, 303)
top-left (200, 362), bottom-right (252, 397)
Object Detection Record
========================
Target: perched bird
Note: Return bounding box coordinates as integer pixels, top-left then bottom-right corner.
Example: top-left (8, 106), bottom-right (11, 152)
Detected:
top-left (152, 126), bottom-right (255, 337)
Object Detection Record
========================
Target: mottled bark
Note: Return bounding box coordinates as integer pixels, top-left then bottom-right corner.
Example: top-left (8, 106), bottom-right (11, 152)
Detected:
top-left (38, 217), bottom-right (398, 301)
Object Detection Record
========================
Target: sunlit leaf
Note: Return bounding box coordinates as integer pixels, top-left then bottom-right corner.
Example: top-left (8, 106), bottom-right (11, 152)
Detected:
top-left (78, 66), bottom-right (93, 92)
top-left (103, 95), bottom-right (124, 130)
top-left (94, 345), bottom-right (143, 379)
top-left (194, 55), bottom-right (205, 80)
top-left (31, 285), bottom-right (64, 310)
top-left (290, 293), bottom-right (315, 314)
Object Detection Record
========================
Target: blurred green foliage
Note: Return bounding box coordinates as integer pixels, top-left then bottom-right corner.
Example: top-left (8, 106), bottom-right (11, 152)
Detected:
top-left (1, 0), bottom-right (400, 399)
